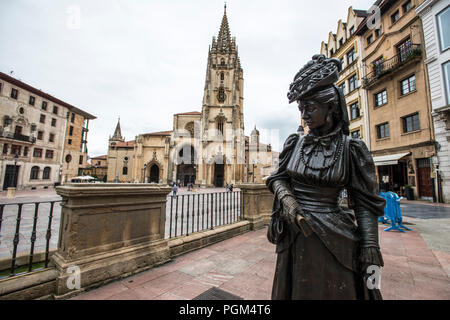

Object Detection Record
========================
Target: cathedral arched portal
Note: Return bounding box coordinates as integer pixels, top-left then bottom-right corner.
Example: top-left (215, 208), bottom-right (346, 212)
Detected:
top-left (175, 144), bottom-right (197, 186)
top-left (149, 164), bottom-right (159, 183)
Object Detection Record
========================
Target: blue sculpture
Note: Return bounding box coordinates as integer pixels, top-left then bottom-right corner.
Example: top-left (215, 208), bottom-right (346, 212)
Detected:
top-left (379, 192), bottom-right (412, 232)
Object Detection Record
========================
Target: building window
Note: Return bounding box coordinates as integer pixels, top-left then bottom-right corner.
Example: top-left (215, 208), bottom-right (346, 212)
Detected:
top-left (0, 82), bottom-right (2, 93)
top-left (374, 89), bottom-right (388, 106)
top-left (53, 106), bottom-right (58, 115)
top-left (351, 130), bottom-right (361, 139)
top-left (367, 34), bottom-right (374, 45)
top-left (10, 88), bottom-right (18, 99)
top-left (347, 48), bottom-right (355, 64)
top-left (45, 150), bottom-right (54, 159)
top-left (220, 73), bottom-right (224, 81)
top-left (68, 139), bottom-right (72, 145)
top-left (29, 96), bottom-right (35, 106)
top-left (443, 61), bottom-right (450, 104)
top-left (15, 125), bottom-right (23, 135)
top-left (349, 26), bottom-right (355, 36)
top-left (400, 75), bottom-right (416, 95)
top-left (339, 38), bottom-right (344, 47)
top-left (402, 1), bottom-right (412, 13)
top-left (40, 114), bottom-right (46, 124)
top-left (375, 27), bottom-right (382, 38)
top-left (376, 122), bottom-right (390, 139)
top-left (30, 166), bottom-right (39, 180)
top-left (437, 6), bottom-right (450, 52)
top-left (2, 144), bottom-right (8, 154)
top-left (122, 167), bottom-right (128, 175)
top-left (217, 119), bottom-right (224, 135)
top-left (69, 126), bottom-right (74, 136)
top-left (42, 101), bottom-right (47, 110)
top-left (37, 131), bottom-right (43, 140)
top-left (79, 155), bottom-right (83, 165)
top-left (339, 82), bottom-right (346, 95)
top-left (391, 10), bottom-right (400, 24)
top-left (23, 146), bottom-right (29, 157)
top-left (71, 113), bottom-right (75, 123)
top-left (350, 102), bottom-right (360, 120)
top-left (11, 145), bottom-right (21, 155)
top-left (402, 113), bottom-right (420, 133)
top-left (397, 38), bottom-right (412, 62)
top-left (65, 154), bottom-right (72, 163)
top-left (348, 74), bottom-right (358, 92)
top-left (51, 118), bottom-right (56, 127)
top-left (43, 167), bottom-right (51, 180)
top-left (33, 148), bottom-right (43, 158)
top-left (372, 56), bottom-right (385, 74)
top-left (49, 133), bottom-right (55, 142)
top-left (329, 48), bottom-right (334, 56)
top-left (339, 57), bottom-right (344, 69)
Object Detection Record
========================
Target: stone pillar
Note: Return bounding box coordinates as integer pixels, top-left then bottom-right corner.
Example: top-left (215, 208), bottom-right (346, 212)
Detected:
top-left (52, 183), bottom-right (171, 298)
top-left (237, 183), bottom-right (274, 230)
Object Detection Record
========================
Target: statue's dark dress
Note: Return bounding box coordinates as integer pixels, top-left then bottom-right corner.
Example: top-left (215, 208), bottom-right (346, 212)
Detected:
top-left (266, 126), bottom-right (385, 300)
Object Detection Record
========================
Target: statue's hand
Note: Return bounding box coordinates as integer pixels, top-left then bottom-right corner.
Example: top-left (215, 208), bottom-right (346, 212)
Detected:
top-left (280, 195), bottom-right (312, 237)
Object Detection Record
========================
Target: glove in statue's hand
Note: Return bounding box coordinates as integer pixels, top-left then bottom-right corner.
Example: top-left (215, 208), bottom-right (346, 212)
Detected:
top-left (280, 195), bottom-right (312, 237)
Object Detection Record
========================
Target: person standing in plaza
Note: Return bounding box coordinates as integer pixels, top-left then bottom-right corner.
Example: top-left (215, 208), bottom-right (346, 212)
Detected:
top-left (172, 184), bottom-right (178, 197)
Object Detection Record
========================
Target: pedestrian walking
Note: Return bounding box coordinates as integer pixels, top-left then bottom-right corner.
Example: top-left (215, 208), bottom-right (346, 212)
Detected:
top-left (172, 184), bottom-right (178, 197)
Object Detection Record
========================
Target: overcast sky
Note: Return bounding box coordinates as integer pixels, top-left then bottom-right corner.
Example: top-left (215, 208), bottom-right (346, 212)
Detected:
top-left (0, 0), bottom-right (375, 157)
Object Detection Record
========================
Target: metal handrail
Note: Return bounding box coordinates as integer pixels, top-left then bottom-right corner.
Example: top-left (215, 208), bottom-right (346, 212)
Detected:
top-left (0, 200), bottom-right (61, 278)
top-left (166, 190), bottom-right (242, 239)
top-left (363, 44), bottom-right (422, 86)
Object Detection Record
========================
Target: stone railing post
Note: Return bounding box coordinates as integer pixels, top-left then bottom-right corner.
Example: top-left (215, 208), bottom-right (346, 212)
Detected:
top-left (237, 183), bottom-right (274, 230)
top-left (52, 184), bottom-right (171, 298)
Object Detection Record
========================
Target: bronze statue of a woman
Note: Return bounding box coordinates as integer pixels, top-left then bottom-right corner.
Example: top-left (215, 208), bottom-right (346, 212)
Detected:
top-left (266, 54), bottom-right (385, 300)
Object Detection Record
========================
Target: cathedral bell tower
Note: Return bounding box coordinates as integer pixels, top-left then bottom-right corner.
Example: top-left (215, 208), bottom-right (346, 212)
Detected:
top-left (199, 4), bottom-right (245, 186)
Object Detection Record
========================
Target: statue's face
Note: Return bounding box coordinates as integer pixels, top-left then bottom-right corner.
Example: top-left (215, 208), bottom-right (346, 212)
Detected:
top-left (299, 100), bottom-right (329, 130)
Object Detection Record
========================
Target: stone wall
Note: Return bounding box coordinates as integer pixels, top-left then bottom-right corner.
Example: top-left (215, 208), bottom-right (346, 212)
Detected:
top-left (0, 183), bottom-right (273, 300)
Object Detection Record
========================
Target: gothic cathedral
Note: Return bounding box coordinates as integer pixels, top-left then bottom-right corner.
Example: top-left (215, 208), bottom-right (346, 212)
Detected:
top-left (106, 6), bottom-right (276, 186)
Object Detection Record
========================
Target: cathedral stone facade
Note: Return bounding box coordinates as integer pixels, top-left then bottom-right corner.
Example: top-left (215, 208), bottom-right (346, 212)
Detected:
top-left (107, 7), bottom-right (277, 186)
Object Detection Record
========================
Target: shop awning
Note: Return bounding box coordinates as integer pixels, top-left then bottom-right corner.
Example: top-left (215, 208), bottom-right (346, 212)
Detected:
top-left (373, 152), bottom-right (411, 166)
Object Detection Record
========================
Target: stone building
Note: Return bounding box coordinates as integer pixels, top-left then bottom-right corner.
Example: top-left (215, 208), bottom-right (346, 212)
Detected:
top-left (0, 71), bottom-right (95, 190)
top-left (416, 0), bottom-right (450, 202)
top-left (356, 0), bottom-right (436, 199)
top-left (106, 6), bottom-right (276, 186)
top-left (82, 154), bottom-right (107, 181)
top-left (61, 107), bottom-right (93, 184)
top-left (320, 7), bottom-right (372, 147)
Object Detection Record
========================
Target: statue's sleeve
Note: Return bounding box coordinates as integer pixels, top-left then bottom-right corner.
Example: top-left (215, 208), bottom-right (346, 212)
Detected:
top-left (347, 138), bottom-right (385, 269)
top-left (266, 133), bottom-right (299, 193)
top-left (347, 138), bottom-right (385, 217)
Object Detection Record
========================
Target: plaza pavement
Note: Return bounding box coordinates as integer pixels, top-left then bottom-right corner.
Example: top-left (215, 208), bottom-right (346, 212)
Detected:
top-left (70, 221), bottom-right (450, 300)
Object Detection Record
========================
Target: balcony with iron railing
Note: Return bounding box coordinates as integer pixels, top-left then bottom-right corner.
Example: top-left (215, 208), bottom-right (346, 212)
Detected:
top-left (362, 44), bottom-right (422, 88)
top-left (1, 131), bottom-right (33, 143)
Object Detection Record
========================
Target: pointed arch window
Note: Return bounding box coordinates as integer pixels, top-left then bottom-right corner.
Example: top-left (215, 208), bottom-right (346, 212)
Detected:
top-left (217, 118), bottom-right (224, 136)
top-left (221, 58), bottom-right (225, 66)
top-left (220, 73), bottom-right (225, 81)
top-left (123, 166), bottom-right (128, 175)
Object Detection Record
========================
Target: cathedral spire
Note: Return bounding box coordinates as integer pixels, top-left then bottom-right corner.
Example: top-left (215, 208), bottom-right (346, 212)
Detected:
top-left (111, 117), bottom-right (124, 141)
top-left (217, 4), bottom-right (232, 52)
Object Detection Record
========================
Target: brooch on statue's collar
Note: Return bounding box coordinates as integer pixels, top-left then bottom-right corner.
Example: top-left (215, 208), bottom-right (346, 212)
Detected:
top-left (287, 54), bottom-right (341, 103)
